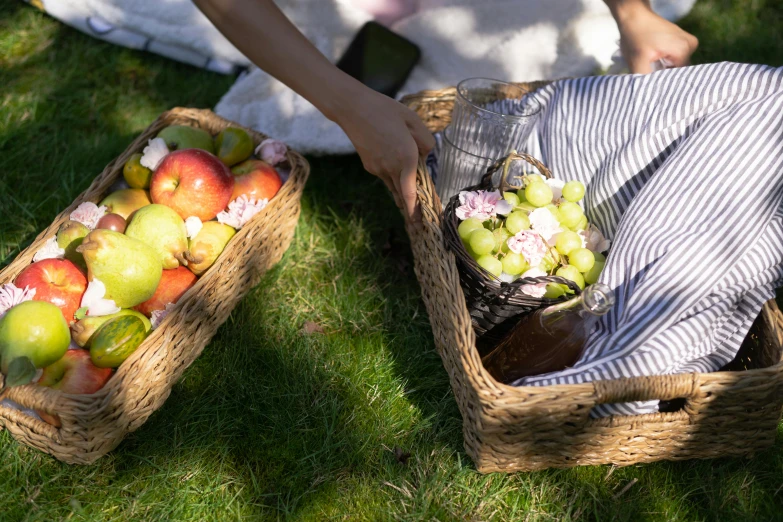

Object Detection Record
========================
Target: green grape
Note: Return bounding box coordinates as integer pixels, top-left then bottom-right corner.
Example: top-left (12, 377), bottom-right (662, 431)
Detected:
top-left (545, 204), bottom-right (562, 223)
top-left (505, 211), bottom-right (531, 234)
top-left (492, 228), bottom-right (512, 254)
top-left (458, 217), bottom-right (484, 241)
top-left (465, 243), bottom-right (482, 261)
top-left (568, 248), bottom-right (595, 272)
top-left (501, 252), bottom-right (528, 275)
top-left (538, 252), bottom-right (557, 272)
top-left (516, 188), bottom-right (528, 203)
top-left (526, 174), bottom-right (545, 184)
top-left (503, 191), bottom-right (520, 207)
top-left (555, 230), bottom-right (582, 256)
top-left (558, 201), bottom-right (584, 229)
top-left (574, 215), bottom-right (589, 231)
top-left (469, 228), bottom-right (495, 255)
top-left (544, 283), bottom-right (568, 299)
top-left (477, 255), bottom-right (503, 277)
top-left (556, 265), bottom-right (585, 290)
top-left (525, 182), bottom-right (553, 207)
top-left (583, 260), bottom-right (605, 285)
top-left (593, 251), bottom-right (606, 263)
top-left (517, 202), bottom-right (538, 213)
top-left (562, 181), bottom-right (586, 202)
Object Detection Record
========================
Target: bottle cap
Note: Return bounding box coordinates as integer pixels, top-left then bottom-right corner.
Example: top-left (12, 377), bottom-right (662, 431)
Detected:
top-left (582, 283), bottom-right (615, 315)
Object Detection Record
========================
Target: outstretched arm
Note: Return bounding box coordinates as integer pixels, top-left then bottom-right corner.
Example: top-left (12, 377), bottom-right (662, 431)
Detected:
top-left (604, 0), bottom-right (699, 73)
top-left (193, 0), bottom-right (434, 220)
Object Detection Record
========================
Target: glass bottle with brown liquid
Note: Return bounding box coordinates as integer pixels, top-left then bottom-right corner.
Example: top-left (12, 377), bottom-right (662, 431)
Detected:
top-left (481, 283), bottom-right (615, 384)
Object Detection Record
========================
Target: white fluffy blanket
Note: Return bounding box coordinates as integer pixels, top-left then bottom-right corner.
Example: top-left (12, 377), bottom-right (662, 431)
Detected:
top-left (28, 0), bottom-right (695, 154)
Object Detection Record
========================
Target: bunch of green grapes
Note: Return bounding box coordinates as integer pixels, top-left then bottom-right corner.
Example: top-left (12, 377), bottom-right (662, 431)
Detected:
top-left (457, 174), bottom-right (607, 294)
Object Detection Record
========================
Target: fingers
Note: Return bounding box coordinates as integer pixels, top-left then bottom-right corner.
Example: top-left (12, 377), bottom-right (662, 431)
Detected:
top-left (391, 149), bottom-right (421, 222)
top-left (407, 113), bottom-right (436, 156)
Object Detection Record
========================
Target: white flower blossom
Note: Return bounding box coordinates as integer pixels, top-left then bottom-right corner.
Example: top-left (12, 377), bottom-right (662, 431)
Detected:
top-left (518, 267), bottom-right (549, 298)
top-left (150, 303), bottom-right (176, 330)
top-left (584, 223), bottom-right (611, 253)
top-left (255, 139), bottom-right (288, 166)
top-left (70, 202), bottom-right (107, 229)
top-left (498, 272), bottom-right (517, 283)
top-left (32, 236), bottom-right (65, 262)
top-left (545, 178), bottom-right (565, 203)
top-left (0, 283), bottom-right (36, 318)
top-left (529, 207), bottom-right (563, 246)
top-left (217, 195), bottom-right (268, 229)
top-left (80, 279), bottom-right (120, 317)
top-left (184, 216), bottom-right (203, 239)
top-left (140, 138), bottom-right (170, 170)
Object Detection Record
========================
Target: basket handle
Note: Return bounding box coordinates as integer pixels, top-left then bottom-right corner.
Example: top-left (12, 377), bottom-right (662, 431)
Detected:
top-left (592, 373), bottom-right (700, 405)
top-left (479, 151), bottom-right (554, 191)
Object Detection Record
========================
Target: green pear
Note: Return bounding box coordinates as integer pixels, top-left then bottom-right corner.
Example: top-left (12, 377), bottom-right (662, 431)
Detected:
top-left (125, 204), bottom-right (188, 269)
top-left (71, 309), bottom-right (152, 347)
top-left (184, 222), bottom-right (236, 276)
top-left (99, 189), bottom-right (151, 220)
top-left (214, 127), bottom-right (253, 166)
top-left (157, 125), bottom-right (214, 153)
top-left (77, 229), bottom-right (162, 308)
top-left (57, 220), bottom-right (90, 271)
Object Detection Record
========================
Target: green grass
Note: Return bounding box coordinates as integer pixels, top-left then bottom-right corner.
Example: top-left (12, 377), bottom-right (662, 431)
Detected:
top-left (2, 0), bottom-right (783, 520)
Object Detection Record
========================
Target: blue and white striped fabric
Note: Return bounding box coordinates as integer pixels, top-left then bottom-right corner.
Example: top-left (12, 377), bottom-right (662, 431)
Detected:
top-left (431, 63), bottom-right (783, 416)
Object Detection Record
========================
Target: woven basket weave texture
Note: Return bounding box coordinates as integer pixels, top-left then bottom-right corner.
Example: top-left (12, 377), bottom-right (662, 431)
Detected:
top-left (401, 83), bottom-right (783, 472)
top-left (0, 108), bottom-right (309, 464)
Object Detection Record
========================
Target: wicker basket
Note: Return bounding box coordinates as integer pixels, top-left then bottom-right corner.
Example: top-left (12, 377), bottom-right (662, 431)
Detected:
top-left (442, 152), bottom-right (581, 350)
top-left (0, 108), bottom-right (309, 464)
top-left (401, 84), bottom-right (783, 472)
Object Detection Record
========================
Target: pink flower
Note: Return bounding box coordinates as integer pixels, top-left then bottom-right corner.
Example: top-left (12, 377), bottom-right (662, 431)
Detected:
top-left (518, 267), bottom-right (549, 298)
top-left (255, 139), bottom-right (288, 166)
top-left (70, 202), bottom-right (107, 230)
top-left (151, 303), bottom-right (175, 330)
top-left (529, 207), bottom-right (563, 245)
top-left (584, 223), bottom-right (611, 253)
top-left (506, 230), bottom-right (549, 267)
top-left (455, 190), bottom-right (513, 221)
top-left (217, 194), bottom-right (269, 229)
top-left (0, 283), bottom-right (36, 318)
top-left (140, 138), bottom-right (170, 170)
top-left (33, 236), bottom-right (65, 262)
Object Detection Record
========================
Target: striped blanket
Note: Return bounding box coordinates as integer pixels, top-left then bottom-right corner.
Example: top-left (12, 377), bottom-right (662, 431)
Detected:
top-left (432, 63), bottom-right (783, 416)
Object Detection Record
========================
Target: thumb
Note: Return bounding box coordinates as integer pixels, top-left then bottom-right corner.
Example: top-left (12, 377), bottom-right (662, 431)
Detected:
top-left (394, 153), bottom-right (421, 222)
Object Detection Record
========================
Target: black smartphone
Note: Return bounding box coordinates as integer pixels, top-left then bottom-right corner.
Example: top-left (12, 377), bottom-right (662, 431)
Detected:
top-left (336, 21), bottom-right (421, 98)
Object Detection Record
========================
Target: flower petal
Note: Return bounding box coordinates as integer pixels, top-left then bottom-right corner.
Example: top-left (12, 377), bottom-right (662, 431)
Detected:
top-left (33, 236), bottom-right (65, 262)
top-left (518, 267), bottom-right (548, 298)
top-left (217, 195), bottom-right (268, 230)
top-left (184, 216), bottom-right (203, 239)
top-left (255, 139), bottom-right (288, 166)
top-left (80, 279), bottom-right (120, 316)
top-left (140, 138), bottom-right (170, 170)
top-left (70, 202), bottom-right (107, 230)
top-left (0, 283), bottom-right (36, 318)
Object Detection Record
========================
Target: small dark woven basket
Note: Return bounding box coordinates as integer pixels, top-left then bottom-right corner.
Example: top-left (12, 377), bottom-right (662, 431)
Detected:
top-left (443, 152), bottom-right (581, 349)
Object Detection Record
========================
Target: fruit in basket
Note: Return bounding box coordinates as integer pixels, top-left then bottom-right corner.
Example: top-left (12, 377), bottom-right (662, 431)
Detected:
top-left (71, 309), bottom-right (151, 347)
top-left (96, 213), bottom-right (127, 233)
top-left (501, 252), bottom-right (528, 275)
top-left (556, 265), bottom-right (585, 290)
top-left (492, 228), bottom-right (511, 254)
top-left (458, 217), bottom-right (483, 241)
top-left (123, 153), bottom-right (153, 189)
top-left (0, 301), bottom-right (70, 381)
top-left (468, 228), bottom-right (495, 256)
top-left (133, 266), bottom-right (197, 317)
top-left (125, 204), bottom-right (188, 269)
top-left (185, 222), bottom-right (236, 276)
top-left (215, 127), bottom-right (254, 166)
top-left (36, 349), bottom-right (114, 427)
top-left (157, 125), bottom-right (215, 153)
top-left (568, 248), bottom-right (595, 273)
top-left (150, 149), bottom-right (234, 221)
top-left (502, 191), bottom-right (520, 207)
top-left (230, 159), bottom-right (282, 202)
top-left (77, 230), bottom-right (162, 308)
top-left (56, 221), bottom-right (90, 271)
top-left (524, 181), bottom-right (553, 208)
top-left (505, 211), bottom-right (530, 234)
top-left (99, 189), bottom-right (151, 220)
top-left (15, 259), bottom-right (88, 324)
top-left (555, 231), bottom-right (582, 256)
top-left (583, 260), bottom-right (605, 285)
top-left (89, 315), bottom-right (148, 368)
top-left (476, 255), bottom-right (502, 277)
top-left (562, 180), bottom-right (585, 202)
top-left (558, 201), bottom-right (584, 229)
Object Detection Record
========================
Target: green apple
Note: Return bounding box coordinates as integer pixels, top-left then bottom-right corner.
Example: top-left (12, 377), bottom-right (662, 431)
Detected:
top-left (99, 189), bottom-right (151, 220)
top-left (0, 301), bottom-right (70, 386)
top-left (157, 125), bottom-right (214, 153)
top-left (214, 127), bottom-right (254, 166)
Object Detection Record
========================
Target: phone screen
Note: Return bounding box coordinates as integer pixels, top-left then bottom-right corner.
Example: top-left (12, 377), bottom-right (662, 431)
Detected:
top-left (336, 22), bottom-right (421, 98)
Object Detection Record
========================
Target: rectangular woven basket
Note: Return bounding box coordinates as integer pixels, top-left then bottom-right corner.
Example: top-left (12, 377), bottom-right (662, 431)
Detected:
top-left (0, 108), bottom-right (309, 464)
top-left (401, 83), bottom-right (783, 473)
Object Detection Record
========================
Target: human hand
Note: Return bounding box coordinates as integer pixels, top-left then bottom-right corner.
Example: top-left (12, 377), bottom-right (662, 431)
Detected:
top-left (331, 86), bottom-right (434, 222)
top-left (615, 4), bottom-right (698, 74)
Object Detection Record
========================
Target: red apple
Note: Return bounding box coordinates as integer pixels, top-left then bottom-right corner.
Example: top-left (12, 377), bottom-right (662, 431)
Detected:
top-left (15, 259), bottom-right (87, 324)
top-left (150, 149), bottom-right (234, 221)
top-left (231, 159), bottom-right (283, 202)
top-left (36, 349), bottom-right (113, 427)
top-left (133, 266), bottom-right (197, 317)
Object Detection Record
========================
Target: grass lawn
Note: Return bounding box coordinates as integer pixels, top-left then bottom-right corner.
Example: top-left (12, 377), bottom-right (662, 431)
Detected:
top-left (2, 0), bottom-right (783, 520)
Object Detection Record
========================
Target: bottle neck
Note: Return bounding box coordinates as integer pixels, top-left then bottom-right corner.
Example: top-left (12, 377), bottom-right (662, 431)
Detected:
top-left (540, 283), bottom-right (615, 318)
